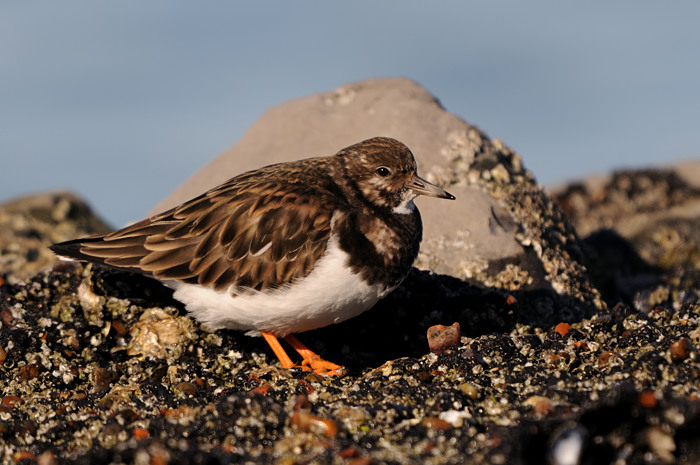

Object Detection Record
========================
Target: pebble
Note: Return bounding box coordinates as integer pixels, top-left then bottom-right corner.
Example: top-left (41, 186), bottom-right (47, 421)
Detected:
top-left (291, 411), bottom-right (338, 438)
top-left (91, 367), bottom-right (117, 393)
top-left (111, 319), bottom-right (128, 337)
top-left (638, 391), bottom-right (659, 409)
top-left (439, 409), bottom-right (471, 428)
top-left (37, 450), bottom-right (58, 465)
top-left (162, 405), bottom-right (198, 425)
top-left (669, 337), bottom-right (692, 363)
top-left (590, 314), bottom-right (612, 328)
top-left (645, 426), bottom-right (676, 463)
top-left (16, 363), bottom-right (40, 382)
top-left (296, 379), bottom-right (314, 395)
top-left (132, 427), bottom-right (150, 440)
top-left (62, 328), bottom-right (80, 349)
top-left (175, 381), bottom-right (198, 397)
top-left (458, 382), bottom-right (480, 400)
top-left (247, 384), bottom-right (273, 396)
top-left (16, 419), bottom-right (38, 436)
top-left (523, 396), bottom-right (556, 416)
top-left (14, 452), bottom-right (36, 462)
top-left (290, 394), bottom-right (339, 438)
top-left (0, 308), bottom-right (13, 325)
top-left (1, 395), bottom-right (21, 408)
top-left (548, 423), bottom-right (587, 465)
top-left (127, 309), bottom-right (189, 359)
top-left (333, 406), bottom-right (371, 434)
top-left (422, 417), bottom-right (452, 431)
top-left (554, 322), bottom-right (572, 338)
top-left (573, 341), bottom-right (589, 351)
top-left (688, 327), bottom-right (700, 344)
top-left (78, 278), bottom-right (102, 314)
top-left (293, 394), bottom-right (312, 411)
top-left (597, 351), bottom-right (623, 366)
top-left (427, 322), bottom-right (461, 354)
top-left (338, 447), bottom-right (359, 459)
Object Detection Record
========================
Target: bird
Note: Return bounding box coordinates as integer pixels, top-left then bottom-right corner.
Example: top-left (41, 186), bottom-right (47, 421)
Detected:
top-left (50, 137), bottom-right (455, 375)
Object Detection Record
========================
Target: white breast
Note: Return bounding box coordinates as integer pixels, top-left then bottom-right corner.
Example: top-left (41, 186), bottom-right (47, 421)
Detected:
top-left (167, 236), bottom-right (394, 337)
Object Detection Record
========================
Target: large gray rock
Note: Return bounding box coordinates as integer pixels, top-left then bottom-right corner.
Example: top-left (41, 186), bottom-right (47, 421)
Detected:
top-left (152, 77), bottom-right (605, 316)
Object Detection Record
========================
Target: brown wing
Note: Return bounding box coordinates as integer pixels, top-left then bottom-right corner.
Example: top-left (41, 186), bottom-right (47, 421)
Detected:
top-left (51, 174), bottom-right (338, 293)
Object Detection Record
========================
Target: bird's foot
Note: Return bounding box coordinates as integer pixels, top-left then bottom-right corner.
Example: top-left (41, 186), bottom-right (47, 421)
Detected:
top-left (261, 331), bottom-right (347, 377)
top-left (299, 356), bottom-right (347, 377)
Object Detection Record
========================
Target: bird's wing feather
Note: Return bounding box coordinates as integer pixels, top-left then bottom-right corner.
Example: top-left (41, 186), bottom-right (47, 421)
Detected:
top-left (51, 174), bottom-right (339, 293)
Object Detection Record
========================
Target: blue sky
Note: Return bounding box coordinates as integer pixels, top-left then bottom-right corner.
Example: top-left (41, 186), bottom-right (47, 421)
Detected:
top-left (2, 1), bottom-right (699, 227)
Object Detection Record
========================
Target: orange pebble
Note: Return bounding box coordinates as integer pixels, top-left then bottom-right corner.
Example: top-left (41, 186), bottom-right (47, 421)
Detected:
top-left (670, 337), bottom-right (692, 363)
top-left (14, 451), bottom-right (36, 461)
top-left (573, 341), bottom-right (589, 350)
top-left (427, 322), bottom-right (461, 354)
top-left (291, 411), bottom-right (339, 438)
top-left (338, 447), bottom-right (358, 458)
top-left (132, 427), bottom-right (150, 440)
top-left (554, 322), bottom-right (572, 338)
top-left (422, 417), bottom-right (452, 431)
top-left (1, 396), bottom-right (21, 408)
top-left (638, 391), bottom-right (658, 408)
top-left (247, 384), bottom-right (272, 396)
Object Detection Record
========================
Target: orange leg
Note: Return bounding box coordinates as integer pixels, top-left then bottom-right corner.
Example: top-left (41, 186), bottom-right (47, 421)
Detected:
top-left (261, 331), bottom-right (295, 369)
top-left (284, 334), bottom-right (346, 376)
top-left (260, 331), bottom-right (346, 376)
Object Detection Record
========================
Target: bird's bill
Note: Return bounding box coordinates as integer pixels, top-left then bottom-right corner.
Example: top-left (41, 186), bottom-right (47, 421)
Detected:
top-left (409, 174), bottom-right (455, 200)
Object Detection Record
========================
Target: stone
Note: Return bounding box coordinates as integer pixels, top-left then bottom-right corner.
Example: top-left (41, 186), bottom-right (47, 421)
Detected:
top-left (427, 322), bottom-right (461, 354)
top-left (553, 164), bottom-right (700, 240)
top-left (553, 164), bottom-right (700, 307)
top-left (0, 191), bottom-right (111, 283)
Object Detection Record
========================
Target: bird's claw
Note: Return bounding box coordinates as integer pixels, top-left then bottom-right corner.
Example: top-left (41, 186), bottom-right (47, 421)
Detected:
top-left (299, 356), bottom-right (347, 376)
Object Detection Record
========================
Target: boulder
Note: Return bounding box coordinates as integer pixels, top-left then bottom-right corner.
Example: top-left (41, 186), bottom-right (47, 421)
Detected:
top-left (553, 162), bottom-right (700, 309)
top-left (0, 191), bottom-right (111, 283)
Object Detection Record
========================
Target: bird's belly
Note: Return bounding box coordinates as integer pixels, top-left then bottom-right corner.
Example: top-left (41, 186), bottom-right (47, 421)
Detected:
top-left (168, 241), bottom-right (394, 336)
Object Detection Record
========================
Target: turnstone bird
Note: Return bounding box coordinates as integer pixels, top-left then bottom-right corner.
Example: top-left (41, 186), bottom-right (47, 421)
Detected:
top-left (51, 137), bottom-right (454, 375)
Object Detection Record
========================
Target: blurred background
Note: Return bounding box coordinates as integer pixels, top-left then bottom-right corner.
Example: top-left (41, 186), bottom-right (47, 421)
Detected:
top-left (2, 1), bottom-right (699, 227)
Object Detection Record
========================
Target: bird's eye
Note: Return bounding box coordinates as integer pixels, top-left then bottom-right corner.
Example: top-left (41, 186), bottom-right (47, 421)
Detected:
top-left (376, 167), bottom-right (391, 177)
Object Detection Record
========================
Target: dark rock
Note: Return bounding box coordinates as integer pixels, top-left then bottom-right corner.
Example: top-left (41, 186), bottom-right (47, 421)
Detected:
top-left (554, 167), bottom-right (700, 310)
top-left (0, 191), bottom-right (111, 283)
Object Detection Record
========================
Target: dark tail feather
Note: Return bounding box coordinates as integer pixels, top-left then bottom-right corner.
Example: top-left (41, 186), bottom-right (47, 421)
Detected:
top-left (50, 236), bottom-right (156, 279)
top-left (50, 236), bottom-right (108, 263)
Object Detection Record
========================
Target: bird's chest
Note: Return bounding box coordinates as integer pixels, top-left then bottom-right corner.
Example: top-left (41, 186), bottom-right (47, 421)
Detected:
top-left (338, 209), bottom-right (422, 287)
top-left (362, 216), bottom-right (418, 264)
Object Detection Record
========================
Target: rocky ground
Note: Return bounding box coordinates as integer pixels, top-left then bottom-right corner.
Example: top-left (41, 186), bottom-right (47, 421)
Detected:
top-left (1, 163), bottom-right (699, 464)
top-left (1, 79), bottom-right (699, 464)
